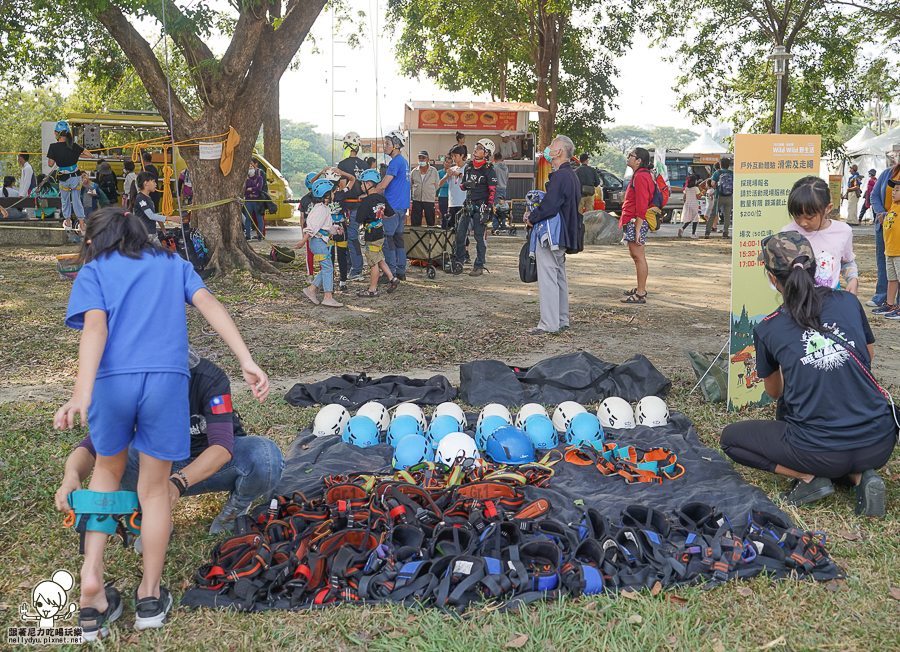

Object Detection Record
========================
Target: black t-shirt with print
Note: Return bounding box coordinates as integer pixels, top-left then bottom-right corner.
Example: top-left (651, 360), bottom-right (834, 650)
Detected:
top-left (131, 192), bottom-right (158, 234)
top-left (754, 290), bottom-right (894, 452)
top-left (47, 142), bottom-right (85, 170)
top-left (299, 193), bottom-right (313, 219)
top-left (338, 156), bottom-right (368, 179)
top-left (188, 359), bottom-right (246, 459)
top-left (356, 192), bottom-right (394, 241)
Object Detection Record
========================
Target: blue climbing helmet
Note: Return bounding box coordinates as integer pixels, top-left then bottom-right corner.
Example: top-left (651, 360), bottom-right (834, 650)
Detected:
top-left (359, 169), bottom-right (381, 185)
top-left (565, 412), bottom-right (604, 448)
top-left (475, 414), bottom-right (509, 449)
top-left (426, 414), bottom-right (462, 449)
top-left (54, 120), bottom-right (70, 134)
top-left (525, 189), bottom-right (545, 212)
top-left (342, 415), bottom-right (380, 448)
top-left (522, 414), bottom-right (558, 450)
top-left (392, 434), bottom-right (432, 470)
top-left (305, 172), bottom-right (317, 190)
top-left (312, 179), bottom-right (334, 199)
top-left (484, 426), bottom-right (535, 465)
top-left (387, 414), bottom-right (424, 448)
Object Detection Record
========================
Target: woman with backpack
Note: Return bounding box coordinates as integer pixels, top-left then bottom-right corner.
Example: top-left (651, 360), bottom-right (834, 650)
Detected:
top-left (620, 147), bottom-right (654, 304)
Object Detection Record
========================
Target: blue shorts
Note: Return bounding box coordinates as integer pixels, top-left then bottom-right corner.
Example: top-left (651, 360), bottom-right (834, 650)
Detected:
top-left (88, 372), bottom-right (190, 461)
top-left (623, 218), bottom-right (649, 245)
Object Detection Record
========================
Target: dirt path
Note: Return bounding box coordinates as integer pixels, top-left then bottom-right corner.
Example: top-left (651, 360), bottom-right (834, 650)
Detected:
top-left (2, 229), bottom-right (895, 406)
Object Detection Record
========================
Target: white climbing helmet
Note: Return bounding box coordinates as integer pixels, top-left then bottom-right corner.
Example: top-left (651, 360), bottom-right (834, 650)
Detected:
top-left (477, 403), bottom-right (512, 428)
top-left (636, 396), bottom-right (669, 427)
top-left (476, 138), bottom-right (496, 159)
top-left (342, 131), bottom-right (362, 148)
top-left (432, 402), bottom-right (467, 432)
top-left (392, 403), bottom-right (427, 432)
top-left (435, 432), bottom-right (481, 466)
top-left (312, 404), bottom-right (351, 438)
top-left (356, 402), bottom-right (390, 433)
top-left (515, 403), bottom-right (549, 428)
top-left (597, 397), bottom-right (636, 429)
top-left (551, 401), bottom-right (587, 432)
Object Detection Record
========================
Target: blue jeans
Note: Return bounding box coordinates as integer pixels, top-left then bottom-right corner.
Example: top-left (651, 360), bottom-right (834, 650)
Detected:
top-left (244, 205), bottom-right (264, 239)
top-left (121, 436), bottom-right (284, 512)
top-left (383, 210), bottom-right (408, 275)
top-left (59, 175), bottom-right (85, 221)
top-left (346, 208), bottom-right (364, 275)
top-left (310, 237), bottom-right (334, 292)
top-left (873, 222), bottom-right (888, 304)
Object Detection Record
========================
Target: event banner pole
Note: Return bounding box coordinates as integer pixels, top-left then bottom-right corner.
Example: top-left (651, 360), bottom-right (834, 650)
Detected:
top-left (728, 134), bottom-right (821, 410)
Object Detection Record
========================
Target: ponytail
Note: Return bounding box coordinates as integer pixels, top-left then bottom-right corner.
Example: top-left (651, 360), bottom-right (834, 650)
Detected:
top-left (773, 255), bottom-right (832, 332)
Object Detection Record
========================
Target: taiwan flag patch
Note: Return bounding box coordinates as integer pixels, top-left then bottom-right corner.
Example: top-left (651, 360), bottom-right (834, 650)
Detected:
top-left (209, 395), bottom-right (233, 415)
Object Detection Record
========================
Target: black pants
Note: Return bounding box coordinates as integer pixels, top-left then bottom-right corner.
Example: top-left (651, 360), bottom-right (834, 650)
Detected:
top-left (410, 200), bottom-right (436, 227)
top-left (720, 420), bottom-right (895, 478)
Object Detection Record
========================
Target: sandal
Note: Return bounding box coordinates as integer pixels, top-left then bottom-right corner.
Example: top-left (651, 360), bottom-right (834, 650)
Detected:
top-left (357, 289), bottom-right (378, 298)
top-left (622, 287), bottom-right (648, 297)
top-left (620, 292), bottom-right (647, 304)
top-left (387, 277), bottom-right (401, 293)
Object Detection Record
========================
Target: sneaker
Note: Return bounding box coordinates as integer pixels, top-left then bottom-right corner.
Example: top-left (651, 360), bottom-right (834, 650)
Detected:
top-left (210, 499), bottom-right (250, 535)
top-left (691, 234), bottom-right (699, 239)
top-left (396, 273), bottom-right (407, 281)
top-left (303, 286), bottom-right (320, 305)
top-left (322, 298), bottom-right (344, 307)
top-left (855, 469), bottom-right (885, 517)
top-left (885, 308), bottom-right (900, 320)
top-left (80, 586), bottom-right (123, 642)
top-left (348, 273), bottom-right (366, 282)
top-left (678, 228), bottom-right (684, 237)
top-left (378, 274), bottom-right (389, 285)
top-left (464, 255), bottom-right (471, 264)
top-left (866, 299), bottom-right (880, 307)
top-left (781, 476), bottom-right (834, 506)
top-left (872, 303), bottom-right (894, 314)
top-left (339, 282), bottom-right (348, 293)
top-left (134, 586), bottom-right (174, 631)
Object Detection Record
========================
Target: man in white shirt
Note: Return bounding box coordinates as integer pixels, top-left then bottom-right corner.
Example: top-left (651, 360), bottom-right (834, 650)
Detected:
top-left (499, 132), bottom-right (518, 160)
top-left (17, 153), bottom-right (35, 217)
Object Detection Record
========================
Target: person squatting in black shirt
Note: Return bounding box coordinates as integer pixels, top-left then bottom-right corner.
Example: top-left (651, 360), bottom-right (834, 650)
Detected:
top-left (454, 138), bottom-right (497, 277)
top-left (720, 227), bottom-right (896, 517)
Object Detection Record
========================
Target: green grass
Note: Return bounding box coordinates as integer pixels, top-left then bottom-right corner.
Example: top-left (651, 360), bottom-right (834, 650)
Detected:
top-left (1, 247), bottom-right (900, 650)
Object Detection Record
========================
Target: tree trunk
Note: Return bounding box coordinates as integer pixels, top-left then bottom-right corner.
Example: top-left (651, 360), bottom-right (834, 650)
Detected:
top-left (262, 82), bottom-right (282, 169)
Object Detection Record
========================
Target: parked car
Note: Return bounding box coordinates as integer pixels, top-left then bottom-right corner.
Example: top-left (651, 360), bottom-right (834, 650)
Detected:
top-left (598, 169), bottom-right (626, 215)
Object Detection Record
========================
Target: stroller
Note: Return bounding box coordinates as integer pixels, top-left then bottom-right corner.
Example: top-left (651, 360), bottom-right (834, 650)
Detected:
top-left (491, 198), bottom-right (518, 236)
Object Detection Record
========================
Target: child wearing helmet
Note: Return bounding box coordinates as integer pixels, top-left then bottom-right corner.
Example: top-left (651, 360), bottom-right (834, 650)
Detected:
top-left (454, 138), bottom-right (496, 276)
top-left (47, 120), bottom-right (94, 234)
top-left (293, 180), bottom-right (344, 307)
top-left (356, 170), bottom-right (401, 297)
top-left (329, 167), bottom-right (358, 292)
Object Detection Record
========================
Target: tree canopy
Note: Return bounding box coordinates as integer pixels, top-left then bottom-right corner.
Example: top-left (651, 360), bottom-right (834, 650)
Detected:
top-left (658, 0), bottom-right (888, 153)
top-left (387, 0), bottom-right (638, 152)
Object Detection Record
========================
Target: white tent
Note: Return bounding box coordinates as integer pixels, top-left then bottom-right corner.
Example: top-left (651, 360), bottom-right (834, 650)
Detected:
top-left (681, 132), bottom-right (728, 154)
top-left (846, 125), bottom-right (900, 157)
top-left (844, 125), bottom-right (877, 152)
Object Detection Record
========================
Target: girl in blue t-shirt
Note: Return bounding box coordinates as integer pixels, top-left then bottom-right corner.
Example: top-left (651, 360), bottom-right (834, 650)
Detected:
top-left (54, 207), bottom-right (270, 639)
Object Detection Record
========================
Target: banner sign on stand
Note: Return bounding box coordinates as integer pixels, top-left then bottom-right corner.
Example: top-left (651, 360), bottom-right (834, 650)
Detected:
top-left (728, 134), bottom-right (821, 410)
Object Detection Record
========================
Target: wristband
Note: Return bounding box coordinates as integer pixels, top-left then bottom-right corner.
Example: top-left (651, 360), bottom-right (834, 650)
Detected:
top-left (172, 469), bottom-right (190, 493)
top-left (170, 476), bottom-right (186, 497)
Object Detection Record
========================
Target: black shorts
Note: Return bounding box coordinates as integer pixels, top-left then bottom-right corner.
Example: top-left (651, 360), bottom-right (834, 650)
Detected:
top-left (720, 420), bottom-right (895, 478)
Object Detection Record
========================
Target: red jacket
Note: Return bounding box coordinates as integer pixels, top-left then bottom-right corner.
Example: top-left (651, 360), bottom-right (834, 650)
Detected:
top-left (619, 168), bottom-right (654, 227)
